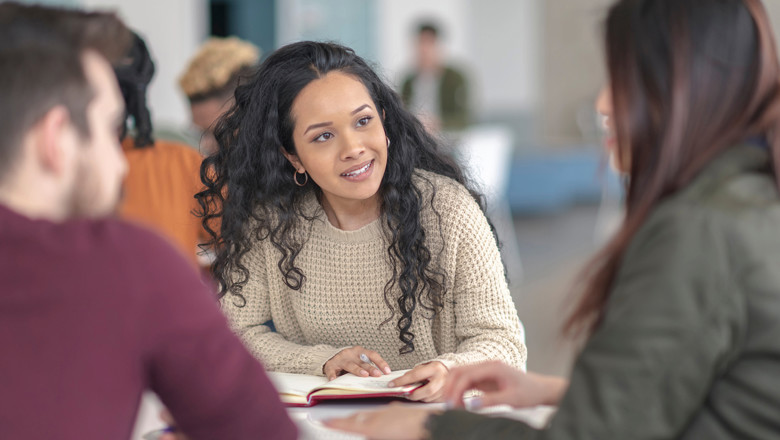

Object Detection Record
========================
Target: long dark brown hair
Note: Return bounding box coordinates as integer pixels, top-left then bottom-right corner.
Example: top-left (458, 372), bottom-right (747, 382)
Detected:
top-left (566, 0), bottom-right (780, 336)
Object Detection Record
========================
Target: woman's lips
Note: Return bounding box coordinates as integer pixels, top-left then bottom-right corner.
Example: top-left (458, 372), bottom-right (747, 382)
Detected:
top-left (340, 159), bottom-right (374, 182)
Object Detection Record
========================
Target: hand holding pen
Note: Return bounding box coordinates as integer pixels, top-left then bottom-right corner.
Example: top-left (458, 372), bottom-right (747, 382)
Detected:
top-left (323, 345), bottom-right (391, 381)
top-left (142, 409), bottom-right (188, 440)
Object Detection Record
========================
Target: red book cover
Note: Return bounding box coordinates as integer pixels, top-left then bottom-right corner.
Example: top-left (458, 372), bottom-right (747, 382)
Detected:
top-left (268, 370), bottom-right (422, 407)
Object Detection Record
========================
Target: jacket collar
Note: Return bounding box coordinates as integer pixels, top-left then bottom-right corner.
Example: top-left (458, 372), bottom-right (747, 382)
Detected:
top-left (681, 144), bottom-right (772, 200)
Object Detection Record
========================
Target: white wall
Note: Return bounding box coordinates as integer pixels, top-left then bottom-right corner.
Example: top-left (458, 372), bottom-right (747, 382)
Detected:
top-left (467, 0), bottom-right (541, 114)
top-left (82, 0), bottom-right (538, 128)
top-left (542, 0), bottom-right (611, 143)
top-left (79, 0), bottom-right (209, 127)
top-left (276, 0), bottom-right (377, 62)
top-left (766, 1), bottom-right (780, 42)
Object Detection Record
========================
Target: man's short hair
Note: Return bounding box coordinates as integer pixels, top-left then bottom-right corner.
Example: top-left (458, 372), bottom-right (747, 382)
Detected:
top-left (0, 2), bottom-right (130, 180)
top-left (417, 21), bottom-right (440, 39)
top-left (0, 2), bottom-right (129, 62)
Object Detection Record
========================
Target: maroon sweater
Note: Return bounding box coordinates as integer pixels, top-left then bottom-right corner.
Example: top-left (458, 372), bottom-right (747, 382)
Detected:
top-left (0, 204), bottom-right (297, 440)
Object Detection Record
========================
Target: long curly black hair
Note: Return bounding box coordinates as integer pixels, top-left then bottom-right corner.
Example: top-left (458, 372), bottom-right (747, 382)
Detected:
top-left (196, 41), bottom-right (498, 354)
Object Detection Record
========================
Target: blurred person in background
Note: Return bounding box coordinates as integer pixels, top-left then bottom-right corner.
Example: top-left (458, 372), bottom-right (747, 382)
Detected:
top-left (179, 37), bottom-right (260, 155)
top-left (195, 40), bottom-right (526, 403)
top-left (401, 21), bottom-right (471, 135)
top-left (116, 32), bottom-right (209, 268)
top-left (0, 3), bottom-right (296, 439)
top-left (329, 0), bottom-right (780, 438)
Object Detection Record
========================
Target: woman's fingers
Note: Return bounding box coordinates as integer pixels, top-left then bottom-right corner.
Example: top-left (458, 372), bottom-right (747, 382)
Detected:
top-left (442, 362), bottom-right (505, 407)
top-left (347, 361), bottom-right (370, 377)
top-left (397, 362), bottom-right (448, 402)
top-left (325, 404), bottom-right (436, 440)
top-left (408, 379), bottom-right (445, 402)
top-left (323, 361), bottom-right (341, 381)
top-left (389, 366), bottom-right (427, 387)
top-left (324, 346), bottom-right (392, 380)
top-left (364, 349), bottom-right (392, 375)
top-left (159, 409), bottom-right (175, 425)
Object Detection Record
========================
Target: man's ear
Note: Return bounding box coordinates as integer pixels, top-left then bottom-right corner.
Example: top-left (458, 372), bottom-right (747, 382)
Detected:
top-left (280, 147), bottom-right (304, 173)
top-left (35, 106), bottom-right (75, 176)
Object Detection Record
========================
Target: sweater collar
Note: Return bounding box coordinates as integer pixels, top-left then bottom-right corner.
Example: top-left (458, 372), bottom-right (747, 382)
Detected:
top-left (301, 192), bottom-right (386, 244)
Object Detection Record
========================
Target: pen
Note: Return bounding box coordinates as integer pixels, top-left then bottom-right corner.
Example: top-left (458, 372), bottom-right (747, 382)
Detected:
top-left (359, 353), bottom-right (391, 374)
top-left (142, 426), bottom-right (176, 440)
top-left (359, 353), bottom-right (375, 368)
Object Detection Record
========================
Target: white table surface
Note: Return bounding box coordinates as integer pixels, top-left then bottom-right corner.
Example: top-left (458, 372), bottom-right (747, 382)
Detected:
top-left (132, 392), bottom-right (556, 440)
top-left (289, 399), bottom-right (557, 440)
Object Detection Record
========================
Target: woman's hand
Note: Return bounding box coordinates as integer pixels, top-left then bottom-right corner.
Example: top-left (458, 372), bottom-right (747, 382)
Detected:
top-left (325, 402), bottom-right (436, 440)
top-left (154, 409), bottom-right (189, 440)
top-left (389, 361), bottom-right (448, 402)
top-left (442, 360), bottom-right (568, 409)
top-left (323, 346), bottom-right (392, 380)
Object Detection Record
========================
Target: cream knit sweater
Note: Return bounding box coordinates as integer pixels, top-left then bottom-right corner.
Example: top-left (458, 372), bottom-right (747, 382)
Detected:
top-left (222, 170), bottom-right (526, 376)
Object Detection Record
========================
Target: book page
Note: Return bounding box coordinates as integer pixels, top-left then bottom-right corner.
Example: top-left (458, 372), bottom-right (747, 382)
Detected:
top-left (267, 372), bottom-right (329, 397)
top-left (317, 369), bottom-right (414, 393)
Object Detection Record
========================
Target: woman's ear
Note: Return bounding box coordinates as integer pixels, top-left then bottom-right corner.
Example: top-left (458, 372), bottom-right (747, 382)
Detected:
top-left (280, 147), bottom-right (304, 173)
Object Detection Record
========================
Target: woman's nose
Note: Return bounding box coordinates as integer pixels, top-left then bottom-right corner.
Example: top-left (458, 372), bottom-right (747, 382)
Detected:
top-left (339, 132), bottom-right (365, 160)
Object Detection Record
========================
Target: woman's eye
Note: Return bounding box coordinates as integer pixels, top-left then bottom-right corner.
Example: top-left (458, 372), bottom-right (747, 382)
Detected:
top-left (314, 132), bottom-right (334, 142)
top-left (357, 116), bottom-right (372, 127)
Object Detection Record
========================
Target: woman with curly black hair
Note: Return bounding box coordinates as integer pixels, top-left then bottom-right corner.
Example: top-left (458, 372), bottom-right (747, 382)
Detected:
top-left (195, 41), bottom-right (526, 402)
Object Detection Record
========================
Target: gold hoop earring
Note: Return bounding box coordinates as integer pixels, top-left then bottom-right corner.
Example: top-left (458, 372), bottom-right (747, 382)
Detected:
top-left (293, 170), bottom-right (308, 186)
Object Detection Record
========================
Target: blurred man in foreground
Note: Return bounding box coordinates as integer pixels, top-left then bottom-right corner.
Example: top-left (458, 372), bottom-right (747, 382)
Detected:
top-left (0, 3), bottom-right (296, 439)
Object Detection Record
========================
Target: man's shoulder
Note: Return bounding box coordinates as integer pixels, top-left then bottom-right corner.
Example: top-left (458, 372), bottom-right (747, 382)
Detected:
top-left (1, 215), bottom-right (198, 309)
top-left (442, 65), bottom-right (467, 82)
top-left (67, 217), bottom-right (188, 266)
top-left (647, 147), bottom-right (780, 240)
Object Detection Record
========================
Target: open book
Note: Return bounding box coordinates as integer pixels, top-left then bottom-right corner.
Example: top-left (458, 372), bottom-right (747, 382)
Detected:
top-left (268, 369), bottom-right (421, 407)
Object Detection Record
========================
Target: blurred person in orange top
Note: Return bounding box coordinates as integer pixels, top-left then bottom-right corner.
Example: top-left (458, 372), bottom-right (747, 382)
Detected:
top-left (179, 37), bottom-right (260, 155)
top-left (116, 32), bottom-right (209, 267)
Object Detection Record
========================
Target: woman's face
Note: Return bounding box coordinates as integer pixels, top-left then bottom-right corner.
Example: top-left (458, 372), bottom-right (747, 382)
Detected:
top-left (190, 96), bottom-right (232, 155)
top-left (285, 71), bottom-right (388, 210)
top-left (596, 85), bottom-right (627, 173)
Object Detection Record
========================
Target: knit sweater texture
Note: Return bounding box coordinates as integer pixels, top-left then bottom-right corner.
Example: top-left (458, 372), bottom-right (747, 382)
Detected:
top-left (222, 170), bottom-right (527, 376)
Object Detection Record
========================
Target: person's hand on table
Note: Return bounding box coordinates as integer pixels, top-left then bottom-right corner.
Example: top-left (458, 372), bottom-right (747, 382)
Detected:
top-left (324, 346), bottom-right (392, 380)
top-left (442, 360), bottom-right (568, 409)
top-left (325, 402), bottom-right (437, 440)
top-left (389, 361), bottom-right (448, 403)
top-left (154, 409), bottom-right (189, 440)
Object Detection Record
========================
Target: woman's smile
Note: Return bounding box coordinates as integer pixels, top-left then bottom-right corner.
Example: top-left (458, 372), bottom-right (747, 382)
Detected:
top-left (341, 159), bottom-right (374, 181)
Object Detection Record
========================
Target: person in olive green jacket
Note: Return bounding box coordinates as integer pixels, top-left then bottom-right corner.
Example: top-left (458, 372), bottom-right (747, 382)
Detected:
top-left (400, 22), bottom-right (470, 133)
top-left (328, 0), bottom-right (780, 439)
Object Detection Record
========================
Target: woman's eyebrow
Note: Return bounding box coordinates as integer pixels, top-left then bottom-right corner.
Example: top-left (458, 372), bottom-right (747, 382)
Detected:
top-left (351, 104), bottom-right (371, 115)
top-left (304, 121), bottom-right (333, 134)
top-left (304, 104), bottom-right (373, 134)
